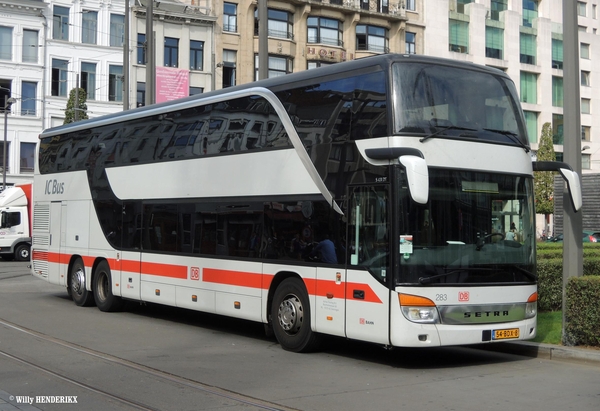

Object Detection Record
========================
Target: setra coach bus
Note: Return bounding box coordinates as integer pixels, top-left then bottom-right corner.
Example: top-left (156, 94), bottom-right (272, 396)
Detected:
top-left (31, 54), bottom-right (582, 352)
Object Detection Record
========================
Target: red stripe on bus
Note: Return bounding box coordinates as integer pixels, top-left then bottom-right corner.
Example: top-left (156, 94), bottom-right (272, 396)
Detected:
top-left (303, 279), bottom-right (382, 304)
top-left (141, 261), bottom-right (187, 279)
top-left (203, 268), bottom-right (263, 288)
top-left (33, 252), bottom-right (381, 303)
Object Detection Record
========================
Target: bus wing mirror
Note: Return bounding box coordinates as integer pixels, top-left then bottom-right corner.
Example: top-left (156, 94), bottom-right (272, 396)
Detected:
top-left (532, 161), bottom-right (582, 212)
top-left (559, 168), bottom-right (582, 211)
top-left (399, 155), bottom-right (429, 205)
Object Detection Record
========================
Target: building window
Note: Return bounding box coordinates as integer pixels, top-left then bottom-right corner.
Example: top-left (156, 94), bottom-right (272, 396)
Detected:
top-left (22, 30), bottom-right (39, 63)
top-left (552, 76), bottom-right (563, 107)
top-left (406, 0), bottom-right (416, 11)
top-left (137, 33), bottom-right (146, 64)
top-left (307, 17), bottom-right (343, 47)
top-left (361, 0), bottom-right (370, 11)
top-left (20, 142), bottom-right (35, 173)
top-left (53, 6), bottom-right (70, 41)
top-left (51, 59), bottom-right (69, 97)
top-left (137, 82), bottom-right (145, 107)
top-left (0, 79), bottom-right (12, 113)
top-left (254, 55), bottom-right (293, 80)
top-left (189, 87), bottom-right (203, 96)
top-left (455, 0), bottom-right (473, 14)
top-left (110, 14), bottom-right (125, 47)
top-left (580, 43), bottom-right (590, 59)
top-left (523, 111), bottom-right (538, 143)
top-left (490, 0), bottom-right (508, 21)
top-left (581, 98), bottom-right (591, 114)
top-left (520, 33), bottom-right (536, 65)
top-left (578, 1), bottom-right (587, 17)
top-left (109, 65), bottom-right (123, 102)
top-left (582, 154), bottom-right (591, 169)
top-left (254, 9), bottom-right (294, 40)
top-left (81, 62), bottom-right (96, 100)
top-left (581, 71), bottom-right (590, 87)
top-left (164, 37), bottom-right (179, 67)
top-left (0, 26), bottom-right (13, 60)
top-left (522, 0), bottom-right (538, 27)
top-left (405, 32), bottom-right (416, 54)
top-left (552, 114), bottom-right (563, 145)
top-left (485, 26), bottom-right (503, 59)
top-left (224, 3), bottom-right (237, 33)
top-left (449, 19), bottom-right (468, 53)
top-left (21, 81), bottom-right (36, 116)
top-left (82, 10), bottom-right (97, 44)
top-left (551, 38), bottom-right (563, 69)
top-left (0, 141), bottom-right (10, 171)
top-left (190, 40), bottom-right (204, 71)
top-left (307, 61), bottom-right (334, 70)
top-left (222, 49), bottom-right (236, 88)
top-left (582, 125), bottom-right (591, 141)
top-left (378, 0), bottom-right (389, 13)
top-left (520, 72), bottom-right (537, 104)
top-left (356, 25), bottom-right (388, 53)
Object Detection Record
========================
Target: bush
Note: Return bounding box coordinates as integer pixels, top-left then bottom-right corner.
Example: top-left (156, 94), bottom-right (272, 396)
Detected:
top-left (563, 276), bottom-right (600, 347)
top-left (537, 259), bottom-right (563, 311)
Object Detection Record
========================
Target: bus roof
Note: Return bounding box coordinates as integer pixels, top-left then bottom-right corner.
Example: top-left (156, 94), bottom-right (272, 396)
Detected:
top-left (40, 54), bottom-right (511, 139)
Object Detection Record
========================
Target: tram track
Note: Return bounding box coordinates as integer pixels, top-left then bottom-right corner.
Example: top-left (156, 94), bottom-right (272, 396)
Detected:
top-left (0, 318), bottom-right (299, 411)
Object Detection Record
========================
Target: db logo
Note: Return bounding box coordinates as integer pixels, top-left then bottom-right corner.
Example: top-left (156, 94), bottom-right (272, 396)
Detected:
top-left (190, 267), bottom-right (200, 281)
top-left (459, 291), bottom-right (470, 302)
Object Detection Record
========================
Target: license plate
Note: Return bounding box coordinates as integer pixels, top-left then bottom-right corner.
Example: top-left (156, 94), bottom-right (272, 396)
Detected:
top-left (493, 328), bottom-right (519, 340)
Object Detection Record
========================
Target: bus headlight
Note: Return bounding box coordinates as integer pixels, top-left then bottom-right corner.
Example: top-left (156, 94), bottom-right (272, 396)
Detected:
top-left (399, 294), bottom-right (440, 324)
top-left (525, 292), bottom-right (537, 319)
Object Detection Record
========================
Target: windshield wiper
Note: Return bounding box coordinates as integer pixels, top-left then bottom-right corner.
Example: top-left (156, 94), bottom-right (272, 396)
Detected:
top-left (419, 266), bottom-right (536, 284)
top-left (483, 128), bottom-right (530, 152)
top-left (418, 268), bottom-right (484, 284)
top-left (420, 125), bottom-right (477, 143)
top-left (511, 265), bottom-right (537, 281)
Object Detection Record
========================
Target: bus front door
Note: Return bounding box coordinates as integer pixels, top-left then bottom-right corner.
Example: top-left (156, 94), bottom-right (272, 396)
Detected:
top-left (345, 185), bottom-right (391, 344)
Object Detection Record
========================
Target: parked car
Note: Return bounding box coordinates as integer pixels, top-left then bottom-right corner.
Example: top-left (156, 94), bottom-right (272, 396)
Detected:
top-left (546, 231), bottom-right (600, 243)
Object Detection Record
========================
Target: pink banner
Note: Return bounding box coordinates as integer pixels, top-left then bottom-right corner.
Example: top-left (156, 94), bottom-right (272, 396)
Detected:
top-left (156, 66), bottom-right (190, 103)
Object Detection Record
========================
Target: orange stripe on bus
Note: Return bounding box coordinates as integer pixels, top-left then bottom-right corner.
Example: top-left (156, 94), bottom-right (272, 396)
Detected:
top-left (203, 268), bottom-right (263, 288)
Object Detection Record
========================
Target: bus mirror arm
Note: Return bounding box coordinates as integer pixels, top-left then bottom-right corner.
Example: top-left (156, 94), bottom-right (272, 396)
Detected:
top-left (532, 161), bottom-right (583, 212)
top-left (364, 148), bottom-right (429, 204)
top-left (399, 155), bottom-right (429, 205)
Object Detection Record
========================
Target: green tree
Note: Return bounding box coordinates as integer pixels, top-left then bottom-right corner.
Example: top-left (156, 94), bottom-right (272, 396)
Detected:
top-left (534, 122), bottom-right (556, 236)
top-left (63, 88), bottom-right (88, 124)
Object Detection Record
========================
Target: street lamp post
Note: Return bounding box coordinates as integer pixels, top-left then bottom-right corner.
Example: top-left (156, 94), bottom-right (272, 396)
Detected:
top-left (3, 96), bottom-right (17, 191)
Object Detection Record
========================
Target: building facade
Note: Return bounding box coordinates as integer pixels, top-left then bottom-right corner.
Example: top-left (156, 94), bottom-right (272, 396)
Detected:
top-left (1, 0), bottom-right (599, 189)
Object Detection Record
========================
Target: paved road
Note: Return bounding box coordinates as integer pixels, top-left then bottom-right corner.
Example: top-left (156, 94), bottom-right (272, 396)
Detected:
top-left (1, 262), bottom-right (599, 411)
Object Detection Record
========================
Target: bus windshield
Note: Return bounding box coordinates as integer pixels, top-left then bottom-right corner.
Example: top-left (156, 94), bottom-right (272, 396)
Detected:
top-left (393, 62), bottom-right (528, 147)
top-left (397, 170), bottom-right (535, 285)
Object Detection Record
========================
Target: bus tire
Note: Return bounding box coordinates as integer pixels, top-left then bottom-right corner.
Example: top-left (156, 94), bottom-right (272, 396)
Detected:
top-left (271, 277), bottom-right (321, 353)
top-left (93, 260), bottom-right (124, 312)
top-left (69, 258), bottom-right (95, 307)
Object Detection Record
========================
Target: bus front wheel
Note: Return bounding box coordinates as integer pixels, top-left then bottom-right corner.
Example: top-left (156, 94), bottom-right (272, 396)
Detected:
top-left (93, 260), bottom-right (124, 312)
top-left (271, 277), bottom-right (320, 353)
top-left (69, 258), bottom-right (95, 307)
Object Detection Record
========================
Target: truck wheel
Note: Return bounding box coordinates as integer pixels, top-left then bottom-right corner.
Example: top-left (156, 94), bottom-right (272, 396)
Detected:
top-left (69, 258), bottom-right (95, 307)
top-left (15, 244), bottom-right (30, 261)
top-left (271, 277), bottom-right (321, 353)
top-left (93, 260), bottom-right (123, 312)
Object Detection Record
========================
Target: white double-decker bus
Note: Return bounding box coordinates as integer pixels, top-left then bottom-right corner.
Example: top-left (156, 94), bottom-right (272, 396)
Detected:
top-left (32, 54), bottom-right (581, 352)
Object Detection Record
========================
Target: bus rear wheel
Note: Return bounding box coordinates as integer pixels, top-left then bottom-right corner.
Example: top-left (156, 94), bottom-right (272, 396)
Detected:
top-left (69, 258), bottom-right (95, 307)
top-left (93, 260), bottom-right (124, 312)
top-left (271, 277), bottom-right (320, 353)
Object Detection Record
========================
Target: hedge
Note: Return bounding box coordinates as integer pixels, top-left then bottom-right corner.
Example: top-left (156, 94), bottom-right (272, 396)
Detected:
top-left (563, 276), bottom-right (600, 347)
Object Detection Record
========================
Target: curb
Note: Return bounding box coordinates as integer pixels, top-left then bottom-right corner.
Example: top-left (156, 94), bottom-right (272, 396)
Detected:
top-left (474, 341), bottom-right (600, 366)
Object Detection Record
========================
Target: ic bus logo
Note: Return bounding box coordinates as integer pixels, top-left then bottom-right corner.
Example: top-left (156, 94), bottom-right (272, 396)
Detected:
top-left (190, 267), bottom-right (200, 281)
top-left (459, 291), bottom-right (470, 302)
